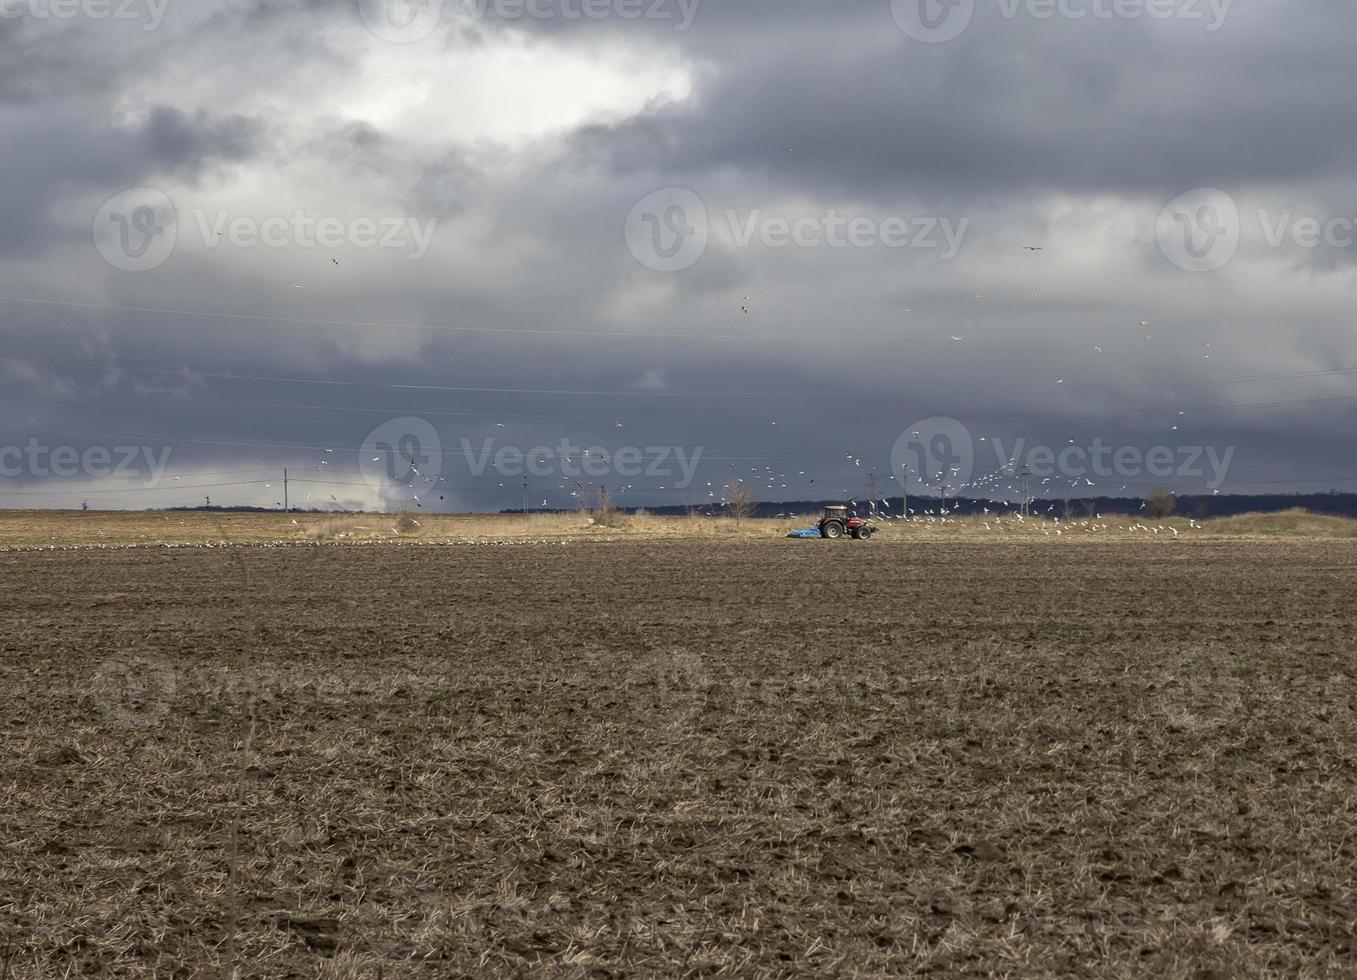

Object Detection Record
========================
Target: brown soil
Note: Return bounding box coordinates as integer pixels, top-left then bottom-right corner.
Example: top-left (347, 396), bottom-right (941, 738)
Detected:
top-left (1, 521), bottom-right (1355, 977)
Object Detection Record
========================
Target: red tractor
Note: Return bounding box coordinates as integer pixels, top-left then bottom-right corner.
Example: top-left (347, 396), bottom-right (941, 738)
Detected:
top-left (819, 505), bottom-right (876, 539)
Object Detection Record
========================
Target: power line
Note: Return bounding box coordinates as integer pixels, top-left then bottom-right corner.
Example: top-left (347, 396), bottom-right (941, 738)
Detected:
top-left (5, 463), bottom-right (1357, 502)
top-left (0, 479), bottom-right (273, 496)
top-left (0, 293), bottom-right (1024, 345)
top-left (1180, 366), bottom-right (1357, 386)
top-left (0, 423), bottom-right (865, 461)
top-left (6, 383), bottom-right (1357, 434)
top-left (0, 355), bottom-right (819, 401)
top-left (0, 392), bottom-right (748, 426)
top-left (0, 365), bottom-right (645, 422)
top-left (977, 393), bottom-right (1357, 423)
top-left (9, 295), bottom-right (1357, 391)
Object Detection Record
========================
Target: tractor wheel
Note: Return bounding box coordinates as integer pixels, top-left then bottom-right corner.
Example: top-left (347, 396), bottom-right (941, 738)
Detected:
top-left (822, 521), bottom-right (843, 539)
top-left (851, 528), bottom-right (864, 539)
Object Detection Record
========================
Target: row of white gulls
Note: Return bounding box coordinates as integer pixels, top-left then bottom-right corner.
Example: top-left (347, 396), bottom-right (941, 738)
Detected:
top-left (881, 513), bottom-right (1200, 536)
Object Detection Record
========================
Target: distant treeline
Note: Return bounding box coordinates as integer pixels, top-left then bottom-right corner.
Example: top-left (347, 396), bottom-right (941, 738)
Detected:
top-left (163, 505), bottom-right (329, 514)
top-left (160, 492), bottom-right (1357, 519)
top-left (633, 492), bottom-right (1357, 520)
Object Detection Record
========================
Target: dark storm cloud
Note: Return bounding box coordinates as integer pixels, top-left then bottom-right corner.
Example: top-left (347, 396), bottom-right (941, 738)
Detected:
top-left (1, 0), bottom-right (1356, 509)
top-left (139, 106), bottom-right (261, 174)
top-left (567, 3), bottom-right (1357, 199)
top-left (0, 99), bottom-right (262, 259)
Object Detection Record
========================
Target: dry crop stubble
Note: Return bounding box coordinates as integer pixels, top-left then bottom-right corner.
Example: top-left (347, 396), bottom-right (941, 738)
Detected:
top-left (1, 531), bottom-right (1357, 976)
top-left (622, 647), bottom-right (711, 731)
top-left (1155, 646), bottom-right (1245, 731)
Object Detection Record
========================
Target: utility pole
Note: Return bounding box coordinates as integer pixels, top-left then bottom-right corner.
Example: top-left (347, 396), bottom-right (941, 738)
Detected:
top-left (1019, 465), bottom-right (1031, 517)
top-left (934, 474), bottom-right (949, 511)
top-left (867, 471), bottom-right (879, 516)
top-left (900, 463), bottom-right (908, 519)
top-left (204, 496), bottom-right (211, 509)
top-left (522, 478), bottom-right (528, 519)
top-left (283, 468), bottom-right (288, 512)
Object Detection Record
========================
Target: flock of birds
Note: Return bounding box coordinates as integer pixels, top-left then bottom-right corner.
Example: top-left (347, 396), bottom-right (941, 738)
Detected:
top-left (862, 508), bottom-right (1202, 536)
top-left (231, 242), bottom-right (1240, 513)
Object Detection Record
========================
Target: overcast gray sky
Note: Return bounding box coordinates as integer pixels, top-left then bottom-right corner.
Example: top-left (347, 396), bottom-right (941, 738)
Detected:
top-left (1, 0), bottom-right (1355, 511)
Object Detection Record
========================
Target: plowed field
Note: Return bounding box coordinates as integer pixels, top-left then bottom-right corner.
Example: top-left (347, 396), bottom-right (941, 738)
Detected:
top-left (2, 524), bottom-right (1355, 977)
